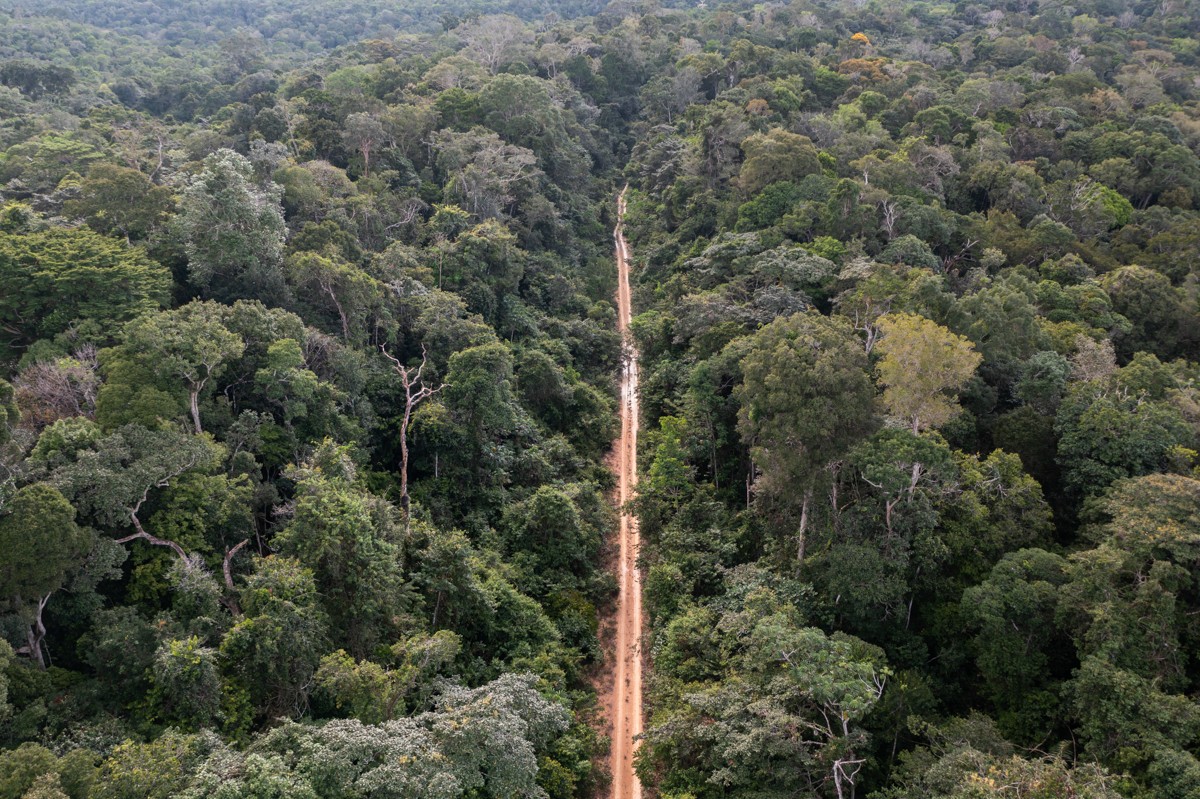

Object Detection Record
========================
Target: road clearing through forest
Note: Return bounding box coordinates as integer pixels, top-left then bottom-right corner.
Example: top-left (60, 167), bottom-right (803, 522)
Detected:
top-left (609, 186), bottom-right (643, 799)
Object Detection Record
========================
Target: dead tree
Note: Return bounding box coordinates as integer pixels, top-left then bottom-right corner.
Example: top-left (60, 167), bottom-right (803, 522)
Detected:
top-left (381, 344), bottom-right (445, 517)
top-left (221, 538), bottom-right (251, 615)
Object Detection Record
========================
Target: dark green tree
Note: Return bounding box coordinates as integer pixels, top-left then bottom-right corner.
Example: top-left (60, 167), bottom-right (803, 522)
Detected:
top-left (62, 164), bottom-right (173, 241)
top-left (0, 484), bottom-right (91, 668)
top-left (220, 556), bottom-right (328, 721)
top-left (274, 443), bottom-right (411, 657)
top-left (737, 313), bottom-right (876, 565)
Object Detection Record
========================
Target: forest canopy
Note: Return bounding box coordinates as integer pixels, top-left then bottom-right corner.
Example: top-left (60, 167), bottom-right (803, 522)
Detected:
top-left (1, 0), bottom-right (1200, 797)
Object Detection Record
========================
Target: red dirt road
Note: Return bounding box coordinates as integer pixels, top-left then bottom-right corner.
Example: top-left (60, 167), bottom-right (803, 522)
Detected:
top-left (609, 187), bottom-right (643, 799)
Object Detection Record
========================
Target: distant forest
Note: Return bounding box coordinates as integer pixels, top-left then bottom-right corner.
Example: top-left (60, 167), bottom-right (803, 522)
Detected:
top-left (1, 0), bottom-right (1200, 798)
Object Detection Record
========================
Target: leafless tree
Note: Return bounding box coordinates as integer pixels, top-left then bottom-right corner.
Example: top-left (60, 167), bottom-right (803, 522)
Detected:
top-left (343, 112), bottom-right (386, 177)
top-left (381, 345), bottom-right (445, 517)
top-left (1070, 335), bottom-right (1117, 383)
top-left (13, 345), bottom-right (100, 431)
top-left (879, 198), bottom-right (900, 240)
top-left (456, 15), bottom-right (532, 75)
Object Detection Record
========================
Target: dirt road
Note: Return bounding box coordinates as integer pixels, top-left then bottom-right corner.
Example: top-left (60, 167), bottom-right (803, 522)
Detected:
top-left (610, 187), bottom-right (643, 799)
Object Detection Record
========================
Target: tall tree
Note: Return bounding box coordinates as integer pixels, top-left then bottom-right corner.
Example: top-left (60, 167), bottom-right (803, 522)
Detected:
top-left (274, 443), bottom-right (411, 657)
top-left (738, 312), bottom-right (876, 565)
top-left (0, 483), bottom-right (91, 668)
top-left (62, 163), bottom-right (173, 241)
top-left (177, 149), bottom-right (289, 306)
top-left (433, 130), bottom-right (542, 221)
top-left (221, 555), bottom-right (329, 721)
top-left (342, 113), bottom-right (386, 178)
top-left (120, 301), bottom-right (245, 434)
top-left (0, 223), bottom-right (170, 361)
top-left (738, 128), bottom-right (823, 195)
top-left (381, 345), bottom-right (444, 516)
top-left (455, 15), bottom-right (532, 75)
top-left (444, 340), bottom-right (522, 481)
top-left (45, 424), bottom-right (219, 563)
top-left (287, 251), bottom-right (382, 343)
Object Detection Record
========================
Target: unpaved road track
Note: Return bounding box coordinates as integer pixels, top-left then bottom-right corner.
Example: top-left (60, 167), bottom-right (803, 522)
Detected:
top-left (610, 187), bottom-right (643, 799)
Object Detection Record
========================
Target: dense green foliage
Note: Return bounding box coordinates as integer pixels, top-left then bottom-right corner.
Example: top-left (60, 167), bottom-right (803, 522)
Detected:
top-left (0, 1), bottom-right (637, 794)
top-left (615, 1), bottom-right (1200, 797)
top-left (2, 0), bottom-right (1200, 797)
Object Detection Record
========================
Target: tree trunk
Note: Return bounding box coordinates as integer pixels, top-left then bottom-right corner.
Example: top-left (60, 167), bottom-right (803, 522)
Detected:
top-left (25, 625), bottom-right (44, 670)
top-left (381, 344), bottom-right (443, 527)
top-left (905, 566), bottom-right (921, 630)
top-left (431, 591), bottom-right (443, 628)
top-left (221, 538), bottom-right (251, 616)
top-left (798, 487), bottom-right (812, 569)
top-left (829, 461), bottom-right (842, 521)
top-left (24, 594), bottom-right (50, 669)
top-left (399, 404), bottom-right (411, 516)
top-left (190, 388), bottom-right (203, 435)
top-left (323, 280), bottom-right (350, 341)
top-left (705, 415), bottom-right (718, 488)
top-left (907, 461), bottom-right (923, 501)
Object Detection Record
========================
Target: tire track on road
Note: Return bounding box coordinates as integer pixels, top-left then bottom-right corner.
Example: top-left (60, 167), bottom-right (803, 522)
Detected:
top-left (610, 186), bottom-right (643, 799)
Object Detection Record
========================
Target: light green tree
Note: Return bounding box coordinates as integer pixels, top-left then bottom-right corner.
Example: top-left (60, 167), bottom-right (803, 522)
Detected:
top-left (94, 731), bottom-right (216, 799)
top-left (0, 224), bottom-right (170, 361)
top-left (0, 743), bottom-right (95, 799)
top-left (149, 636), bottom-right (223, 731)
top-left (643, 582), bottom-right (888, 799)
top-left (314, 630), bottom-right (461, 723)
top-left (875, 312), bottom-right (981, 433)
top-left (738, 128), bottom-right (822, 195)
top-left (882, 715), bottom-right (1122, 799)
top-left (254, 672), bottom-right (566, 798)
